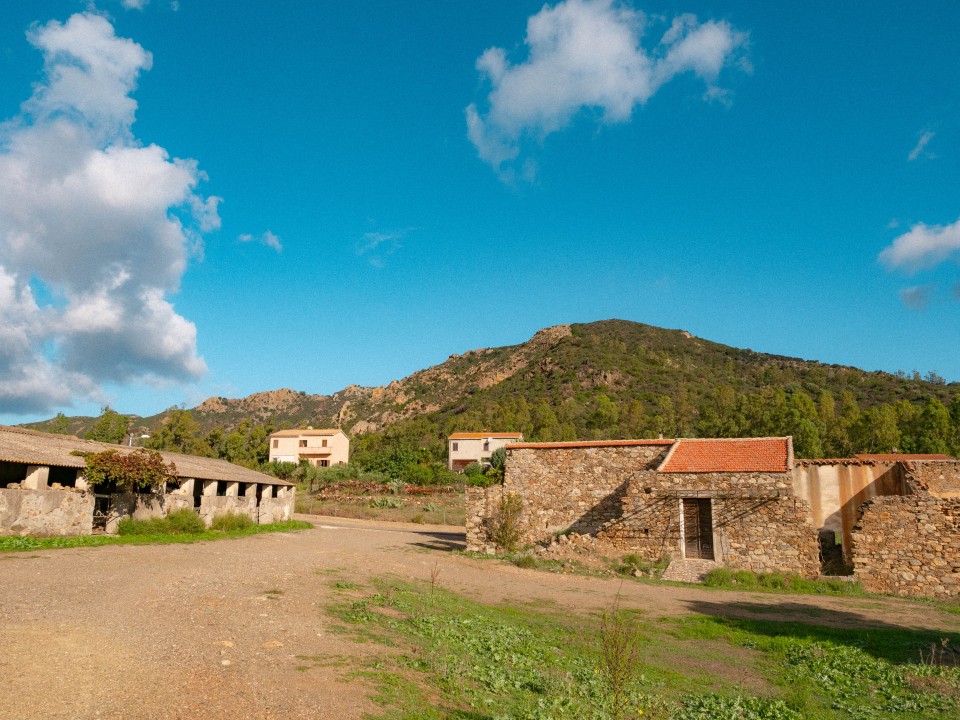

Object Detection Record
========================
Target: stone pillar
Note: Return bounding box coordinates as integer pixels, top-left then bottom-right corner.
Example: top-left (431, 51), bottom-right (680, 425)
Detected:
top-left (226, 481), bottom-right (239, 497)
top-left (177, 478), bottom-right (195, 496)
top-left (203, 480), bottom-right (218, 496)
top-left (75, 472), bottom-right (90, 491)
top-left (22, 465), bottom-right (50, 490)
top-left (243, 483), bottom-right (257, 498)
top-left (261, 484), bottom-right (274, 500)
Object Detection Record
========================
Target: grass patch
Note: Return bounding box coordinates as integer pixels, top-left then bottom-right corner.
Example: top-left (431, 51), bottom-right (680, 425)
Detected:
top-left (210, 511), bottom-right (256, 532)
top-left (702, 568), bottom-right (864, 596)
top-left (326, 579), bottom-right (960, 720)
top-left (0, 519), bottom-right (312, 553)
top-left (118, 508), bottom-right (206, 535)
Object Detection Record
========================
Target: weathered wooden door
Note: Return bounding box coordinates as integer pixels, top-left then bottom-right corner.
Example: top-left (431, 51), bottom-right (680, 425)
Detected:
top-left (682, 499), bottom-right (714, 560)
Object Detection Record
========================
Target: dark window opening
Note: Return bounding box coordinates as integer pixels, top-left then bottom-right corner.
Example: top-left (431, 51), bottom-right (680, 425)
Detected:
top-left (452, 442), bottom-right (458, 451)
top-left (193, 480), bottom-right (203, 508)
top-left (0, 461), bottom-right (28, 488)
top-left (48, 466), bottom-right (79, 488)
top-left (272, 439), bottom-right (279, 448)
top-left (216, 482), bottom-right (227, 497)
top-left (299, 440), bottom-right (308, 447)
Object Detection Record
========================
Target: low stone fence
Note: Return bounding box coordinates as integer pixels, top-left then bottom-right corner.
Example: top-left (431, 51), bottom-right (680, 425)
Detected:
top-left (258, 495), bottom-right (295, 524)
top-left (0, 487), bottom-right (93, 536)
top-left (852, 495), bottom-right (960, 598)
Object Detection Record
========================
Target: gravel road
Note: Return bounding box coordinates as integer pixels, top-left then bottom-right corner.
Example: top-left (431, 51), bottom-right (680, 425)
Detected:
top-left (2, 516), bottom-right (958, 719)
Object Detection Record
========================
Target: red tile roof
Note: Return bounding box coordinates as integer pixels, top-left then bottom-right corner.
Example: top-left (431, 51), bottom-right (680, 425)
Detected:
top-left (658, 437), bottom-right (792, 473)
top-left (508, 439), bottom-right (674, 450)
top-left (854, 453), bottom-right (954, 462)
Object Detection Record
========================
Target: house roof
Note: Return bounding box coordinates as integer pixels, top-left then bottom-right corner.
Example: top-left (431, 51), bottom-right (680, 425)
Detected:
top-left (449, 432), bottom-right (524, 440)
top-left (508, 439), bottom-right (673, 450)
top-left (658, 437), bottom-right (792, 474)
top-left (854, 453), bottom-right (954, 462)
top-left (0, 426), bottom-right (292, 486)
top-left (269, 428), bottom-right (343, 438)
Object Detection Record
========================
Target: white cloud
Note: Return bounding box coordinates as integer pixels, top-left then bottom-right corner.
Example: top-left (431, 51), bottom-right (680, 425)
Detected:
top-left (908, 130), bottom-right (935, 161)
top-left (121, 0), bottom-right (150, 9)
top-left (0, 12), bottom-right (217, 414)
top-left (879, 217), bottom-right (960, 272)
top-left (239, 230), bottom-right (283, 253)
top-left (466, 0), bottom-right (747, 175)
top-left (899, 284), bottom-right (935, 311)
top-left (357, 231), bottom-right (403, 268)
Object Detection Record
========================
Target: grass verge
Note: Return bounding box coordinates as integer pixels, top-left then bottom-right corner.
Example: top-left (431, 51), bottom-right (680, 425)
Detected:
top-left (324, 578), bottom-right (960, 719)
top-left (0, 519), bottom-right (312, 553)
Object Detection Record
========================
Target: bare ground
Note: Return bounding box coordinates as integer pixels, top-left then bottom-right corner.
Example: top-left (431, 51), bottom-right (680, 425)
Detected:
top-left (1, 515), bottom-right (958, 719)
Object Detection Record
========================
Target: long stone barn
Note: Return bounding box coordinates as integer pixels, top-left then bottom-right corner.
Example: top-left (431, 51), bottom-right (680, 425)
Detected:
top-left (466, 437), bottom-right (960, 597)
top-left (0, 425), bottom-right (295, 536)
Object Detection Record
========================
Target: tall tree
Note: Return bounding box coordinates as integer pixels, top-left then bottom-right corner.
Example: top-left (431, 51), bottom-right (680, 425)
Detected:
top-left (85, 407), bottom-right (130, 445)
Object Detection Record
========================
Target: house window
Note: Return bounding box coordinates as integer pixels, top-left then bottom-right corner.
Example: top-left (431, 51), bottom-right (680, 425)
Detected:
top-left (483, 441), bottom-right (490, 451)
top-left (272, 439), bottom-right (278, 448)
top-left (319, 460), bottom-right (329, 467)
top-left (322, 439), bottom-right (328, 447)
top-left (452, 442), bottom-right (458, 451)
top-left (299, 439), bottom-right (307, 447)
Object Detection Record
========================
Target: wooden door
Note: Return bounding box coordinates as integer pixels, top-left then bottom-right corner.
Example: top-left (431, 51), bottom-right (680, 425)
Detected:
top-left (683, 498), bottom-right (714, 560)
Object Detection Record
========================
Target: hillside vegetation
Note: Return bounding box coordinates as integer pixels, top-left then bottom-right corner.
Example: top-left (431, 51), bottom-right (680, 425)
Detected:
top-left (26, 320), bottom-right (959, 472)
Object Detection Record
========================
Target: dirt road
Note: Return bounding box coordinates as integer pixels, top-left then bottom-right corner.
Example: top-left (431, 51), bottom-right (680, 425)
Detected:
top-left (2, 516), bottom-right (958, 720)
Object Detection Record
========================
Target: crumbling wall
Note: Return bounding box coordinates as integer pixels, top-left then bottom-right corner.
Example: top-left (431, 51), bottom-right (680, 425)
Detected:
top-left (257, 493), bottom-right (294, 524)
top-left (906, 461), bottom-right (960, 499)
top-left (104, 492), bottom-right (196, 533)
top-left (465, 485), bottom-right (506, 553)
top-left (852, 495), bottom-right (960, 597)
top-left (199, 495), bottom-right (258, 526)
top-left (0, 488), bottom-right (93, 536)
top-left (501, 445), bottom-right (669, 545)
top-left (601, 470), bottom-right (820, 576)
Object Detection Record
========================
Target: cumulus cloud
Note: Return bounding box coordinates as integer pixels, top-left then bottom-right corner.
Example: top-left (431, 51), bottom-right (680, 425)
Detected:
top-left (908, 130), bottom-right (935, 161)
top-left (121, 0), bottom-right (150, 9)
top-left (239, 230), bottom-right (283, 253)
top-left (879, 217), bottom-right (960, 272)
top-left (899, 285), bottom-right (935, 311)
top-left (466, 0), bottom-right (747, 175)
top-left (0, 12), bottom-right (218, 413)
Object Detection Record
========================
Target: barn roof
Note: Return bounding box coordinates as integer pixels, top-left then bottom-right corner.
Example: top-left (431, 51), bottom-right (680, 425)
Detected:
top-left (0, 426), bottom-right (291, 486)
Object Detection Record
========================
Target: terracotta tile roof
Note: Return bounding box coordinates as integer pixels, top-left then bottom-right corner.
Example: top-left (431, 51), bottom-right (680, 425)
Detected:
top-left (854, 453), bottom-right (954, 462)
top-left (658, 437), bottom-right (792, 473)
top-left (449, 432), bottom-right (523, 440)
top-left (0, 426), bottom-right (292, 486)
top-left (270, 428), bottom-right (343, 438)
top-left (508, 439), bottom-right (673, 450)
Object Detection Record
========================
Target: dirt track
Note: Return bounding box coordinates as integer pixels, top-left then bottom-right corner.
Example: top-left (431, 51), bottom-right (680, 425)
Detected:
top-left (2, 516), bottom-right (958, 720)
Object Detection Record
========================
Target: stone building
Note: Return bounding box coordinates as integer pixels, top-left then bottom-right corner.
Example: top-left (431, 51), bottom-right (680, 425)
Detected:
top-left (466, 436), bottom-right (960, 597)
top-left (0, 426), bottom-right (295, 536)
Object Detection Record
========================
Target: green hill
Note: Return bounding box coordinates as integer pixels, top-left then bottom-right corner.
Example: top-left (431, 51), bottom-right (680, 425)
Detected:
top-left (25, 320), bottom-right (959, 461)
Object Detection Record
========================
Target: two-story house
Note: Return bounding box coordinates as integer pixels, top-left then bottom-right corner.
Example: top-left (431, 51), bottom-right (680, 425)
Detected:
top-left (447, 432), bottom-right (523, 471)
top-left (268, 428), bottom-right (350, 467)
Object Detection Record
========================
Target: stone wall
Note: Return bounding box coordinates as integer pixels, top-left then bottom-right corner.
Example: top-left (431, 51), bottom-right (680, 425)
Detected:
top-left (601, 470), bottom-right (820, 576)
top-left (257, 493), bottom-right (295, 524)
top-left (906, 461), bottom-right (960, 499)
top-left (501, 445), bottom-right (669, 545)
top-left (199, 496), bottom-right (258, 526)
top-left (852, 495), bottom-right (960, 597)
top-left (465, 485), bottom-right (505, 553)
top-left (0, 487), bottom-right (93, 536)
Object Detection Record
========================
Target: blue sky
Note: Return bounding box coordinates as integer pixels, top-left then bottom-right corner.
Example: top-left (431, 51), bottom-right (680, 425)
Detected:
top-left (0, 0), bottom-right (958, 424)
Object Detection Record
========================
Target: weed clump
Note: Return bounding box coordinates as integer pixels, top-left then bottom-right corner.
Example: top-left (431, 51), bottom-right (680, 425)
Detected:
top-left (485, 492), bottom-right (524, 552)
top-left (210, 512), bottom-right (255, 532)
top-left (702, 567), bottom-right (863, 596)
top-left (117, 508), bottom-right (206, 535)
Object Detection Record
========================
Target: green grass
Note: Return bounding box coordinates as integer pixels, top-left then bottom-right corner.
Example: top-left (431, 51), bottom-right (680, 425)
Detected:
top-left (0, 519), bottom-right (312, 552)
top-left (324, 578), bottom-right (960, 720)
top-left (701, 568), bottom-right (864, 596)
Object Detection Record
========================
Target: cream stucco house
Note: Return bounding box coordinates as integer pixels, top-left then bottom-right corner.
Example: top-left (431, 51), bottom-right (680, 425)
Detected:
top-left (269, 428), bottom-right (350, 467)
top-left (447, 432), bottom-right (523, 471)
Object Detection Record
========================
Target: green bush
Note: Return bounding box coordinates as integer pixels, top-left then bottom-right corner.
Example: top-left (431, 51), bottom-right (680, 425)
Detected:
top-left (210, 512), bottom-right (255, 532)
top-left (463, 462), bottom-right (485, 478)
top-left (117, 508), bottom-right (205, 536)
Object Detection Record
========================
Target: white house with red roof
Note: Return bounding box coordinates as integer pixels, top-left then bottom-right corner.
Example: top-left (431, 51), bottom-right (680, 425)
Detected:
top-left (447, 432), bottom-right (523, 471)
